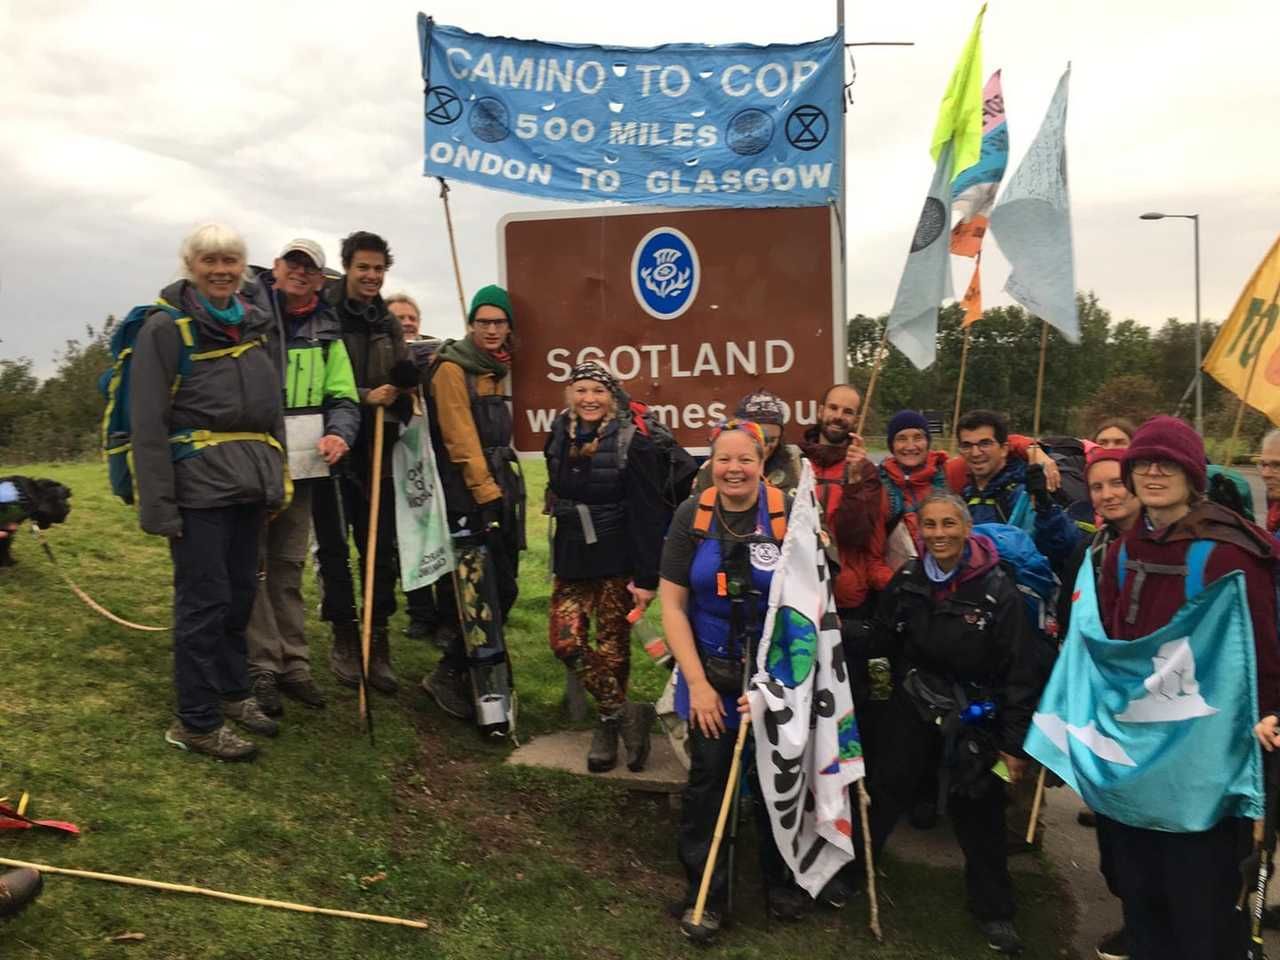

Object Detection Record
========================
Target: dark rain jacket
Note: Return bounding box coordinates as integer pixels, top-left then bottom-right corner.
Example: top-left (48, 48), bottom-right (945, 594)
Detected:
top-left (131, 280), bottom-right (287, 537)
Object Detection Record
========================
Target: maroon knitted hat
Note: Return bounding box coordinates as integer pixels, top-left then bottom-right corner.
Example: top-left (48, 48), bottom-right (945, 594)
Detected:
top-left (1121, 415), bottom-right (1207, 493)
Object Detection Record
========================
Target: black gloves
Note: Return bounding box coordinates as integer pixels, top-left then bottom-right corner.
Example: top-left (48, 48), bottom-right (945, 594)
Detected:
top-left (1025, 463), bottom-right (1052, 513)
top-left (0, 477), bottom-right (72, 529)
top-left (479, 503), bottom-right (503, 532)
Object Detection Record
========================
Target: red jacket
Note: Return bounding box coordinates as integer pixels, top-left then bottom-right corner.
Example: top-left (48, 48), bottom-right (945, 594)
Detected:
top-left (800, 432), bottom-right (893, 610)
top-left (1098, 502), bottom-right (1280, 714)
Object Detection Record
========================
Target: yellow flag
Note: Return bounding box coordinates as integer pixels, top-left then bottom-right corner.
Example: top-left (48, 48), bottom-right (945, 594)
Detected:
top-left (1203, 234), bottom-right (1280, 425)
top-left (931, 4), bottom-right (987, 180)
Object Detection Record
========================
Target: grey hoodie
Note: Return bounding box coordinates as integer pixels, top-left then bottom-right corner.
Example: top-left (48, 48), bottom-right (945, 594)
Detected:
top-left (130, 280), bottom-right (287, 536)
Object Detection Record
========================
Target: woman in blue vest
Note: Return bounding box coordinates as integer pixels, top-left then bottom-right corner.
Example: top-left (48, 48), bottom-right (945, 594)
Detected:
top-left (544, 361), bottom-right (668, 773)
top-left (659, 419), bottom-right (800, 942)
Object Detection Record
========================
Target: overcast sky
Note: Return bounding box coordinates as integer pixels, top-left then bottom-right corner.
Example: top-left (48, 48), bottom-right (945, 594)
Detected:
top-left (2, 0), bottom-right (1277, 372)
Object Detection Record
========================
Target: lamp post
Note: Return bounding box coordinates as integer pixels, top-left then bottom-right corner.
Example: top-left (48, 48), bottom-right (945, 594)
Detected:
top-left (1140, 212), bottom-right (1202, 434)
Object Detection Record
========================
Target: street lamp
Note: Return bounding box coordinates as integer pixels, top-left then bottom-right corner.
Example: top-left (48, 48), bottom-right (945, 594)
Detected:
top-left (1140, 212), bottom-right (1202, 434)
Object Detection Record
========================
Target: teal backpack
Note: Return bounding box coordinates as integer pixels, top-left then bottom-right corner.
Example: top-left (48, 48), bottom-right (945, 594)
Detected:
top-left (99, 300), bottom-right (196, 504)
top-left (1206, 464), bottom-right (1255, 522)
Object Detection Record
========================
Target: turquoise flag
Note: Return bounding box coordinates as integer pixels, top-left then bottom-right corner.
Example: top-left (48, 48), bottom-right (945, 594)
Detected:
top-left (1024, 554), bottom-right (1264, 832)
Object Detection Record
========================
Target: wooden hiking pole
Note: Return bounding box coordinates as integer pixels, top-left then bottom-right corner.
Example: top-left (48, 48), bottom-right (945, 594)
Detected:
top-left (690, 715), bottom-right (753, 927)
top-left (0, 857), bottom-right (428, 929)
top-left (949, 326), bottom-right (974, 454)
top-left (1032, 319), bottom-right (1049, 437)
top-left (358, 407), bottom-right (386, 730)
top-left (437, 177), bottom-right (468, 321)
top-left (1026, 767), bottom-right (1047, 845)
top-left (856, 322), bottom-right (889, 436)
top-left (857, 779), bottom-right (883, 941)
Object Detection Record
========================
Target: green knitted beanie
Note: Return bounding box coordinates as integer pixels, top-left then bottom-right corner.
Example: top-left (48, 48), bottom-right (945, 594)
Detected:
top-left (468, 284), bottom-right (514, 327)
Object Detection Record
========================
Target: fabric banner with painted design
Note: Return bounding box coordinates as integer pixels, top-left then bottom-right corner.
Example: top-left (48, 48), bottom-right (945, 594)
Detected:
top-left (1202, 234), bottom-right (1280, 426)
top-left (748, 462), bottom-right (863, 896)
top-left (393, 411), bottom-right (455, 591)
top-left (418, 16), bottom-right (842, 208)
top-left (1024, 554), bottom-right (1263, 832)
top-left (951, 70), bottom-right (1008, 325)
top-left (989, 67), bottom-right (1079, 341)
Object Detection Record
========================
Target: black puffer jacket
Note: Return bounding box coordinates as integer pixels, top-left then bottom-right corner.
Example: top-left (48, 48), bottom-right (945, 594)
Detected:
top-left (544, 412), bottom-right (667, 589)
top-left (870, 533), bottom-right (1049, 754)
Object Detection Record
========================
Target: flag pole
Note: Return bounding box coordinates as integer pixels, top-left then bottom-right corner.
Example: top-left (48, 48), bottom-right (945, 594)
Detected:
top-left (857, 323), bottom-right (888, 436)
top-left (857, 780), bottom-right (883, 941)
top-left (1032, 319), bottom-right (1049, 436)
top-left (949, 325), bottom-right (974, 453)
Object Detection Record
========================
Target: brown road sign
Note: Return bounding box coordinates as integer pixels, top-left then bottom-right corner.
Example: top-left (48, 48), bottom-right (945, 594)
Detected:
top-left (500, 205), bottom-right (841, 453)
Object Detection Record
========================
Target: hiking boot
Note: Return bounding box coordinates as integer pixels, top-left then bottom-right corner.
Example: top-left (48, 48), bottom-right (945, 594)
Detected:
top-left (768, 885), bottom-right (809, 922)
top-left (422, 662), bottom-right (474, 721)
top-left (679, 907), bottom-right (721, 944)
top-left (587, 715), bottom-right (621, 773)
top-left (909, 799), bottom-right (939, 830)
top-left (279, 675), bottom-right (326, 709)
top-left (1094, 926), bottom-right (1131, 960)
top-left (251, 672), bottom-right (283, 717)
top-left (620, 701), bottom-right (656, 772)
top-left (980, 920), bottom-right (1023, 954)
top-left (817, 873), bottom-right (853, 910)
top-left (0, 867), bottom-right (43, 918)
top-left (329, 622), bottom-right (362, 688)
top-left (165, 722), bottom-right (258, 762)
top-left (368, 627), bottom-right (398, 695)
top-left (224, 697), bottom-right (280, 737)
top-left (1077, 809), bottom-right (1098, 828)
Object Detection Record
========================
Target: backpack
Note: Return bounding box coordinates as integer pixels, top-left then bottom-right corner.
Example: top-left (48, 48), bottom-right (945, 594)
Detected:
top-left (1115, 539), bottom-right (1217, 627)
top-left (617, 400), bottom-right (699, 509)
top-left (99, 300), bottom-right (194, 504)
top-left (1039, 436), bottom-right (1089, 509)
top-left (1206, 464), bottom-right (1255, 522)
top-left (973, 522), bottom-right (1062, 641)
top-left (690, 483), bottom-right (787, 543)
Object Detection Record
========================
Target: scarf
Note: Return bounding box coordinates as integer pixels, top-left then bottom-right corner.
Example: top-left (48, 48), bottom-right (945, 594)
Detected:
top-left (284, 294), bottom-right (318, 318)
top-left (924, 550), bottom-right (963, 584)
top-left (435, 336), bottom-right (509, 378)
top-left (197, 292), bottom-right (244, 327)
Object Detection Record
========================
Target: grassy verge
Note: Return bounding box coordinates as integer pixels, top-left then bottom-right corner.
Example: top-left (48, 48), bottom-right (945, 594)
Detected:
top-left (2, 460), bottom-right (1072, 959)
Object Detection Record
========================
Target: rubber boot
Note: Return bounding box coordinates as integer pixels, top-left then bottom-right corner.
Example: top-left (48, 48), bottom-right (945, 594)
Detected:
top-left (587, 715), bottom-right (620, 773)
top-left (368, 626), bottom-right (398, 695)
top-left (328, 622), bottom-right (362, 688)
top-left (620, 701), bottom-right (656, 772)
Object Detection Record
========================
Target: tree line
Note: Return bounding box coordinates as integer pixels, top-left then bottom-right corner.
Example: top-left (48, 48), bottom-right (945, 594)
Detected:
top-left (0, 295), bottom-right (1267, 465)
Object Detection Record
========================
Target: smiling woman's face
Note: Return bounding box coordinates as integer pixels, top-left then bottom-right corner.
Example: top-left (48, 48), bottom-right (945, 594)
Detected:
top-left (1131, 459), bottom-right (1191, 510)
top-left (919, 499), bottom-right (970, 568)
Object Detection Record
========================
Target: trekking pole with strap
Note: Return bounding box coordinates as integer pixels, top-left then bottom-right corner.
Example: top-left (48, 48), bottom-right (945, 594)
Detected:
top-left (690, 697), bottom-right (752, 929)
top-left (358, 407), bottom-right (385, 737)
top-left (1245, 747), bottom-right (1279, 959)
top-left (723, 587), bottom-right (759, 920)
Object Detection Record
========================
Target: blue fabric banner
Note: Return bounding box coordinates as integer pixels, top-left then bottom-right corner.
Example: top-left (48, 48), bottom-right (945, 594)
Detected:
top-left (417, 16), bottom-right (842, 207)
top-left (1024, 554), bottom-right (1264, 833)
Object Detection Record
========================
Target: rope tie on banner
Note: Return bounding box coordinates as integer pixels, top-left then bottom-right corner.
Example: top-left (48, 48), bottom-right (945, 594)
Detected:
top-left (30, 523), bottom-right (165, 632)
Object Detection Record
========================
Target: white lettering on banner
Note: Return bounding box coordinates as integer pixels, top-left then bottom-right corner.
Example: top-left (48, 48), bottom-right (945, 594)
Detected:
top-left (446, 47), bottom-right (472, 79)
top-left (522, 399), bottom-right (801, 435)
top-left (544, 341), bottom-right (795, 382)
top-left (659, 65), bottom-right (691, 97)
top-left (447, 49), bottom-right (608, 96)
top-left (429, 142), bottom-right (553, 185)
top-left (646, 164), bottom-right (832, 195)
top-left (607, 122), bottom-right (718, 148)
top-left (719, 62), bottom-right (823, 98)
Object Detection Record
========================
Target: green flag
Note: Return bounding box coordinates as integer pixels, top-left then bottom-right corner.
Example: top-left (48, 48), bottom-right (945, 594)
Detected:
top-left (930, 4), bottom-right (986, 180)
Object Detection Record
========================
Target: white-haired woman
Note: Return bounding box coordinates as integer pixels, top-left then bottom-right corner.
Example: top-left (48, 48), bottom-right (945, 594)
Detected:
top-left (1259, 427), bottom-right (1280, 535)
top-left (132, 223), bottom-right (288, 762)
top-left (545, 361), bottom-right (668, 773)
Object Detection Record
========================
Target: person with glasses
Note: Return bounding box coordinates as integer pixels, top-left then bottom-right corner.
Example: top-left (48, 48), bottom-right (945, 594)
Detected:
top-left (311, 231), bottom-right (413, 696)
top-left (1258, 428), bottom-right (1280, 535)
top-left (1091, 415), bottom-right (1280, 959)
top-left (956, 409), bottom-right (1081, 567)
top-left (242, 240), bottom-right (359, 722)
top-left (420, 285), bottom-right (526, 734)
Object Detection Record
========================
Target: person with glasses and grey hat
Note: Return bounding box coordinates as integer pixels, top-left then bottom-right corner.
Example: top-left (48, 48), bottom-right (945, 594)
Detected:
top-left (544, 360), bottom-right (669, 772)
top-left (691, 390), bottom-right (803, 497)
top-left (242, 239), bottom-right (359, 721)
top-left (311, 231), bottom-right (413, 697)
top-left (420, 284), bottom-right (526, 736)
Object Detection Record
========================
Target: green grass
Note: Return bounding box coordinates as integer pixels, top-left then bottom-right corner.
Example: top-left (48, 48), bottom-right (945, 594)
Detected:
top-left (2, 460), bottom-right (1073, 959)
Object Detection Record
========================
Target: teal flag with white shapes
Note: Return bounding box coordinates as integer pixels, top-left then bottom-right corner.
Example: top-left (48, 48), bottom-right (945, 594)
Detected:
top-left (1024, 553), bottom-right (1264, 832)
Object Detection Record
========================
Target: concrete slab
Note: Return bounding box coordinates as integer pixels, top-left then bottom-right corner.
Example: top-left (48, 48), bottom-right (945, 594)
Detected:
top-left (507, 728), bottom-right (687, 794)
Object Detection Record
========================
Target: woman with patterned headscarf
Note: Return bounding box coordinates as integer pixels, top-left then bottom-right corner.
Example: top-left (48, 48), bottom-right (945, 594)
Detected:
top-left (544, 361), bottom-right (670, 773)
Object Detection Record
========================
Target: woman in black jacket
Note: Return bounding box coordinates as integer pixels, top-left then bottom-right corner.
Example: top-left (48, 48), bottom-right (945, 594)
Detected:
top-left (865, 492), bottom-right (1048, 955)
top-left (545, 361), bottom-right (669, 772)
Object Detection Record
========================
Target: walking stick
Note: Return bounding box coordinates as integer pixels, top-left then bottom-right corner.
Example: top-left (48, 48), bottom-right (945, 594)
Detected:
top-left (857, 779), bottom-right (883, 942)
top-left (1025, 767), bottom-right (1047, 845)
top-left (358, 407), bottom-right (386, 733)
top-left (690, 715), bottom-right (752, 928)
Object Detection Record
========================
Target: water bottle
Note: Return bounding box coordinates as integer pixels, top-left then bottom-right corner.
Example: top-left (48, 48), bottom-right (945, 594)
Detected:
top-left (628, 607), bottom-right (674, 670)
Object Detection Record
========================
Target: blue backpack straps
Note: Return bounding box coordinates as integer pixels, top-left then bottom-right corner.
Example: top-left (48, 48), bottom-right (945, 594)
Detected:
top-left (1183, 540), bottom-right (1215, 600)
top-left (1117, 538), bottom-right (1216, 617)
